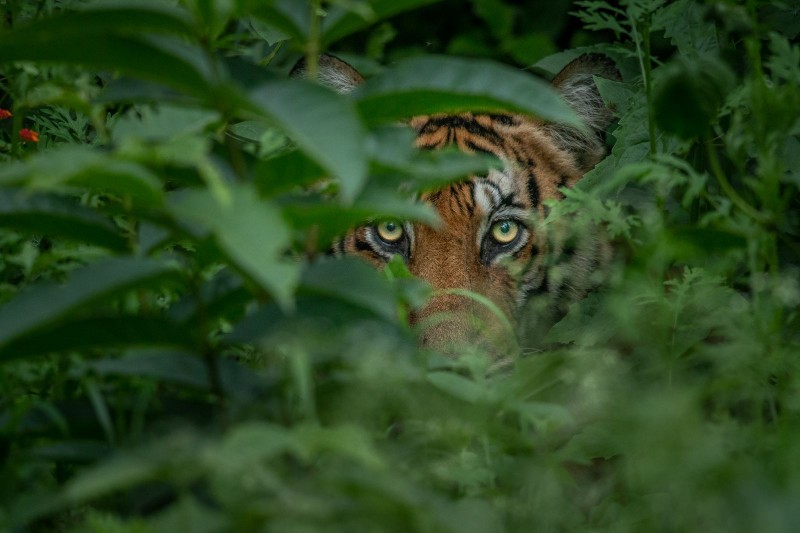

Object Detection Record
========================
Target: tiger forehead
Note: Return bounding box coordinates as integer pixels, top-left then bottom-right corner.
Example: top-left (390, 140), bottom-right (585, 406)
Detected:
top-left (410, 112), bottom-right (523, 132)
top-left (421, 168), bottom-right (526, 223)
top-left (422, 181), bottom-right (478, 224)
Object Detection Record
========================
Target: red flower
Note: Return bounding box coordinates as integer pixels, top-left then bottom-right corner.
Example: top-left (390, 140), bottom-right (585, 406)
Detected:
top-left (0, 109), bottom-right (12, 120)
top-left (19, 128), bottom-right (39, 143)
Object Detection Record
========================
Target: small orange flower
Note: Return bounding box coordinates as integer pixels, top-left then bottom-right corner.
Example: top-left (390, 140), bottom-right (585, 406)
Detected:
top-left (0, 109), bottom-right (12, 120)
top-left (19, 128), bottom-right (39, 143)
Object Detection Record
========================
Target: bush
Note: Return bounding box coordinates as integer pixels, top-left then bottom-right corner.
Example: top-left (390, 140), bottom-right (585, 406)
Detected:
top-left (0, 0), bottom-right (798, 531)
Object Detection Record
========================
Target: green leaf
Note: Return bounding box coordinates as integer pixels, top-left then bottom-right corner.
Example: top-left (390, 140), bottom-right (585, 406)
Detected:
top-left (654, 57), bottom-right (735, 139)
top-left (654, 0), bottom-right (719, 59)
top-left (111, 105), bottom-right (221, 143)
top-left (247, 0), bottom-right (310, 42)
top-left (253, 151), bottom-right (327, 197)
top-left (88, 350), bottom-right (265, 398)
top-left (321, 0), bottom-right (444, 46)
top-left (0, 190), bottom-right (129, 251)
top-left (300, 257), bottom-right (398, 322)
top-left (249, 80), bottom-right (368, 201)
top-left (170, 185), bottom-right (299, 309)
top-left (0, 29), bottom-right (214, 98)
top-left (281, 191), bottom-right (437, 242)
top-left (0, 258), bottom-right (182, 360)
top-left (0, 146), bottom-right (164, 208)
top-left (427, 371), bottom-right (492, 404)
top-left (0, 316), bottom-right (193, 361)
top-left (44, 1), bottom-right (195, 36)
top-left (355, 55), bottom-right (582, 127)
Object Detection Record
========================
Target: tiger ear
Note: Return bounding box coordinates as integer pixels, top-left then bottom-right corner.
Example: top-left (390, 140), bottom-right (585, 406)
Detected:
top-left (290, 54), bottom-right (365, 94)
top-left (547, 54), bottom-right (620, 173)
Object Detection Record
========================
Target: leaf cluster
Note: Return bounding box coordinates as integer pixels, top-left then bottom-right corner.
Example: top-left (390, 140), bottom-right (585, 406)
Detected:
top-left (0, 0), bottom-right (798, 532)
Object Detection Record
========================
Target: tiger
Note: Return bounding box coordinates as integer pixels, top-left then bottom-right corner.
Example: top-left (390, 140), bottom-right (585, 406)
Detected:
top-left (291, 54), bottom-right (619, 355)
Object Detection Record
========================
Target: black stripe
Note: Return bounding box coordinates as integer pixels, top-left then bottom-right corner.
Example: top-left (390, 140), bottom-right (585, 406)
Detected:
top-left (488, 113), bottom-right (516, 126)
top-left (465, 139), bottom-right (495, 155)
top-left (527, 175), bottom-right (540, 208)
top-left (423, 116), bottom-right (504, 146)
top-left (355, 238), bottom-right (373, 253)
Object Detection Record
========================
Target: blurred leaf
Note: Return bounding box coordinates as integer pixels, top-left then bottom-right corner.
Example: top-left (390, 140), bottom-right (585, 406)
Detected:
top-left (0, 190), bottom-right (129, 251)
top-left (216, 422), bottom-right (294, 465)
top-left (147, 496), bottom-right (226, 533)
top-left (88, 350), bottom-right (265, 398)
top-left (280, 190), bottom-right (437, 244)
top-left (663, 227), bottom-right (747, 260)
top-left (253, 151), bottom-right (327, 197)
top-left (427, 372), bottom-right (492, 404)
top-left (0, 146), bottom-right (164, 208)
top-left (111, 105), bottom-right (220, 143)
top-left (293, 424), bottom-right (384, 469)
top-left (655, 0), bottom-right (719, 59)
top-left (170, 185), bottom-right (298, 309)
top-left (300, 257), bottom-right (398, 322)
top-left (227, 293), bottom-right (387, 343)
top-left (0, 258), bottom-right (182, 360)
top-left (0, 316), bottom-right (193, 361)
top-left (19, 1), bottom-right (195, 37)
top-left (355, 55), bottom-right (582, 127)
top-left (321, 0), bottom-right (444, 46)
top-left (249, 80), bottom-right (368, 201)
top-left (368, 126), bottom-right (501, 191)
top-left (0, 28), bottom-right (214, 98)
top-left (247, 0), bottom-right (310, 41)
top-left (654, 57), bottom-right (735, 139)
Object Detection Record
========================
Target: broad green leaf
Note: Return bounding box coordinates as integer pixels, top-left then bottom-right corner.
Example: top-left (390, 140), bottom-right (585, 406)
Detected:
top-left (0, 316), bottom-right (193, 361)
top-left (654, 57), bottom-right (735, 139)
top-left (355, 55), bottom-right (582, 127)
top-left (0, 146), bottom-right (164, 208)
top-left (300, 257), bottom-right (398, 322)
top-left (147, 496), bottom-right (226, 533)
top-left (227, 293), bottom-right (388, 343)
top-left (111, 105), bottom-right (221, 143)
top-left (280, 191), bottom-right (438, 242)
top-left (253, 151), bottom-right (327, 197)
top-left (515, 401), bottom-right (576, 432)
top-left (654, 0), bottom-right (719, 59)
top-left (249, 80), bottom-right (368, 201)
top-left (249, 18), bottom-right (291, 46)
top-left (43, 1), bottom-right (194, 36)
top-left (321, 0), bottom-right (443, 46)
top-left (367, 126), bottom-right (501, 191)
top-left (247, 0), bottom-right (310, 41)
top-left (292, 424), bottom-right (384, 469)
top-left (0, 190), bottom-right (129, 251)
top-left (427, 371), bottom-right (492, 404)
top-left (0, 257), bottom-right (182, 358)
top-left (170, 185), bottom-right (298, 309)
top-left (88, 350), bottom-right (265, 398)
top-left (0, 31), bottom-right (214, 98)
top-left (215, 422), bottom-right (294, 466)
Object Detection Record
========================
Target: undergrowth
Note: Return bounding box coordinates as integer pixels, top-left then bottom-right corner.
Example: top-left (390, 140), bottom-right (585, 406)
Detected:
top-left (0, 0), bottom-right (798, 531)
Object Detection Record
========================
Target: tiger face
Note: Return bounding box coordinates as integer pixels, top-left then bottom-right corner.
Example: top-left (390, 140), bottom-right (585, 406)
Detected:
top-left (293, 55), bottom-right (619, 353)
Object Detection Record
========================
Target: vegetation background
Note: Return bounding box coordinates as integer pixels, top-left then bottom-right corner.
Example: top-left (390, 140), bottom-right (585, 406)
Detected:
top-left (0, 0), bottom-right (798, 531)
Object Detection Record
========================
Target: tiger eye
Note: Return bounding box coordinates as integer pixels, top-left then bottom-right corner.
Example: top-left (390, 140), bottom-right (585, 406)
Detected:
top-left (376, 221), bottom-right (404, 242)
top-left (490, 220), bottom-right (519, 244)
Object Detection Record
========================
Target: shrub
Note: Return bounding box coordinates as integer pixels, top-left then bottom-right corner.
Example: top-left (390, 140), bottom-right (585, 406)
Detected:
top-left (0, 0), bottom-right (798, 531)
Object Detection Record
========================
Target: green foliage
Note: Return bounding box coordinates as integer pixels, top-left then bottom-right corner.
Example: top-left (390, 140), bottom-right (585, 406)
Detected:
top-left (0, 0), bottom-right (798, 531)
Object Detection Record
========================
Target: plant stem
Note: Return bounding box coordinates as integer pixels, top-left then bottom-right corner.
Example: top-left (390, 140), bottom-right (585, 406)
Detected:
top-left (642, 21), bottom-right (657, 157)
top-left (306, 0), bottom-right (322, 80)
top-left (705, 138), bottom-right (769, 225)
top-left (631, 12), bottom-right (657, 157)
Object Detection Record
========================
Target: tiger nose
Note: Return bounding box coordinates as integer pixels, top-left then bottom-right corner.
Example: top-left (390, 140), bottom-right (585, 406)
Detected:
top-left (411, 292), bottom-right (470, 343)
top-left (411, 293), bottom-right (509, 356)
